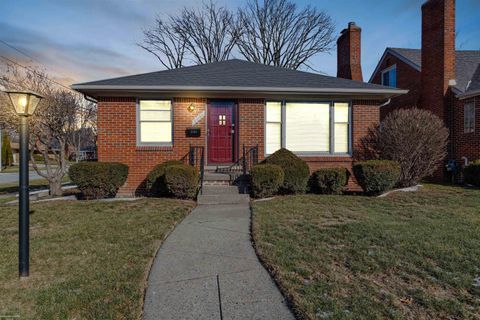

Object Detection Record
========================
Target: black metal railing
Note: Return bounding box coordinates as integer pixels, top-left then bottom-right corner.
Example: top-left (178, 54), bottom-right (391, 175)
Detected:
top-left (181, 145), bottom-right (205, 195)
top-left (216, 145), bottom-right (259, 175)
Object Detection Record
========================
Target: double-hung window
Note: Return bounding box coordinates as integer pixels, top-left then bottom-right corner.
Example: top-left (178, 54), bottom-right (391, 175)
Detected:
top-left (333, 103), bottom-right (350, 153)
top-left (138, 100), bottom-right (172, 145)
top-left (266, 102), bottom-right (282, 155)
top-left (265, 101), bottom-right (351, 155)
top-left (464, 102), bottom-right (475, 133)
top-left (381, 65), bottom-right (397, 88)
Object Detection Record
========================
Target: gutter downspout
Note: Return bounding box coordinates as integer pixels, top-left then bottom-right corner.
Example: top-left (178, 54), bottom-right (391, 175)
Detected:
top-left (379, 98), bottom-right (391, 108)
top-left (83, 94), bottom-right (97, 104)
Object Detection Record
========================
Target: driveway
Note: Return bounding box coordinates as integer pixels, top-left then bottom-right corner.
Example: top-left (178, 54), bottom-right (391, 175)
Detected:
top-left (143, 186), bottom-right (294, 319)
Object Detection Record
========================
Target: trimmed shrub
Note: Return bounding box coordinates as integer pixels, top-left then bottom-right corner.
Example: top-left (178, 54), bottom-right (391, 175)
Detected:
top-left (250, 164), bottom-right (284, 198)
top-left (309, 168), bottom-right (349, 195)
top-left (147, 160), bottom-right (183, 196)
top-left (69, 162), bottom-right (129, 199)
top-left (464, 160), bottom-right (480, 187)
top-left (353, 160), bottom-right (400, 196)
top-left (164, 164), bottom-right (199, 199)
top-left (263, 148), bottom-right (309, 194)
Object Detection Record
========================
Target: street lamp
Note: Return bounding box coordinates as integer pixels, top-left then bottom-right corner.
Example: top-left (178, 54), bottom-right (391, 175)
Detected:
top-left (4, 90), bottom-right (43, 277)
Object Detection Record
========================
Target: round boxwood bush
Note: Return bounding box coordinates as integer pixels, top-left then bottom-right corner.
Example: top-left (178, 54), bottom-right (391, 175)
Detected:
top-left (464, 160), bottom-right (480, 187)
top-left (250, 164), bottom-right (284, 198)
top-left (353, 160), bottom-right (401, 196)
top-left (164, 164), bottom-right (199, 199)
top-left (263, 148), bottom-right (309, 194)
top-left (69, 162), bottom-right (129, 199)
top-left (147, 160), bottom-right (183, 196)
top-left (309, 168), bottom-right (349, 195)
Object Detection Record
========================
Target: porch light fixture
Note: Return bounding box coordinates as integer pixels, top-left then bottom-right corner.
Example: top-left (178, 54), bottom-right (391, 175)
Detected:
top-left (3, 89), bottom-right (43, 278)
top-left (187, 103), bottom-right (196, 113)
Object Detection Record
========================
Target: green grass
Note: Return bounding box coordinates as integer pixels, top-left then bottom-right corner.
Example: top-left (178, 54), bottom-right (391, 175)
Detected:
top-left (252, 184), bottom-right (480, 319)
top-left (0, 198), bottom-right (194, 319)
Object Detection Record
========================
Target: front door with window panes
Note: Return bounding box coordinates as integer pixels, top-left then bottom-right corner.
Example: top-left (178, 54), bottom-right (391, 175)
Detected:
top-left (207, 101), bottom-right (235, 164)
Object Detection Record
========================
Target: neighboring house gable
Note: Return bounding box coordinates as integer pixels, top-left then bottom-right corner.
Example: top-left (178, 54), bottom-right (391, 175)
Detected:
top-left (370, 48), bottom-right (422, 119)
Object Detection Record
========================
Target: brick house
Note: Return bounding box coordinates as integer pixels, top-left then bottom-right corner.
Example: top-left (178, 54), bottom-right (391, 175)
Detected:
top-left (72, 25), bottom-right (405, 196)
top-left (369, 0), bottom-right (480, 178)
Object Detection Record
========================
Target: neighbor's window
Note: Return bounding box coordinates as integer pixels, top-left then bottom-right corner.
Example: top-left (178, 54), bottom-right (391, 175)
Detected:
top-left (138, 100), bottom-right (172, 145)
top-left (266, 102), bottom-right (282, 154)
top-left (381, 65), bottom-right (397, 87)
top-left (265, 101), bottom-right (351, 155)
top-left (464, 102), bottom-right (475, 133)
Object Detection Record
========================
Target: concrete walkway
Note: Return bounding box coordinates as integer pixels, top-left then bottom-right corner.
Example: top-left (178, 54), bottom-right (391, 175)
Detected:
top-left (143, 185), bottom-right (294, 320)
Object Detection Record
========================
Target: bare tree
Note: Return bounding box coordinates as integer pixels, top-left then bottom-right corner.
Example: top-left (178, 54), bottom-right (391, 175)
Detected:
top-left (360, 108), bottom-right (449, 187)
top-left (236, 0), bottom-right (335, 70)
top-left (140, 1), bottom-right (239, 67)
top-left (139, 19), bottom-right (186, 69)
top-left (173, 2), bottom-right (239, 64)
top-left (0, 64), bottom-right (97, 196)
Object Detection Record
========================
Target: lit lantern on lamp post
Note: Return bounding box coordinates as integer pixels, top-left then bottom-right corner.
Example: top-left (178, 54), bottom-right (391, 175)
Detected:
top-left (3, 90), bottom-right (43, 277)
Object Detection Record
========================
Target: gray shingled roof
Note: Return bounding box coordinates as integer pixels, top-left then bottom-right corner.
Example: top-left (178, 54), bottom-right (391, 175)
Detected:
top-left (72, 59), bottom-right (401, 94)
top-left (387, 48), bottom-right (480, 93)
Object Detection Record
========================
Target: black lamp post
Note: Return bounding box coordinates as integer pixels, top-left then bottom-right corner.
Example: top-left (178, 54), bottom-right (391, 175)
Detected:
top-left (4, 90), bottom-right (43, 278)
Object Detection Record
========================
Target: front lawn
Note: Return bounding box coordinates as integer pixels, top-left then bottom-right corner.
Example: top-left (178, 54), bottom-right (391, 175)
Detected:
top-left (252, 184), bottom-right (480, 319)
top-left (0, 198), bottom-right (194, 319)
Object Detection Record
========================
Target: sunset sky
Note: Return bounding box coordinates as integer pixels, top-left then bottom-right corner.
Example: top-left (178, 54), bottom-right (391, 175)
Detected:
top-left (1, 0), bottom-right (479, 86)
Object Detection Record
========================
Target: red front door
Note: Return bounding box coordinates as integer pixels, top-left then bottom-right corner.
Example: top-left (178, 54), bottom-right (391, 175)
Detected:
top-left (208, 101), bottom-right (235, 164)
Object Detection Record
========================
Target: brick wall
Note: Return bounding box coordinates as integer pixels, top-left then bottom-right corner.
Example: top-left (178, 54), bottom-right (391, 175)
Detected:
top-left (97, 97), bottom-right (380, 195)
top-left (97, 97), bottom-right (207, 196)
top-left (453, 96), bottom-right (480, 165)
top-left (238, 99), bottom-right (265, 162)
top-left (370, 55), bottom-right (422, 119)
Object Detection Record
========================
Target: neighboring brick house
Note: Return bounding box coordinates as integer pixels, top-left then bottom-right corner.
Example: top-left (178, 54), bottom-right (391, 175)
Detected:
top-left (72, 25), bottom-right (405, 196)
top-left (370, 0), bottom-right (480, 179)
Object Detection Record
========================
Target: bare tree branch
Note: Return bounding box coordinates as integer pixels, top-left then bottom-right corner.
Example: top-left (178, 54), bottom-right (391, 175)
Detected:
top-left (139, 19), bottom-right (186, 69)
top-left (140, 1), bottom-right (239, 67)
top-left (236, 0), bottom-right (335, 70)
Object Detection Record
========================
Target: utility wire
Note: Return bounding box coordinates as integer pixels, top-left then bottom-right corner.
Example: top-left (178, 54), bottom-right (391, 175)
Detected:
top-left (0, 39), bottom-right (39, 63)
top-left (0, 54), bottom-right (77, 93)
top-left (0, 38), bottom-right (82, 94)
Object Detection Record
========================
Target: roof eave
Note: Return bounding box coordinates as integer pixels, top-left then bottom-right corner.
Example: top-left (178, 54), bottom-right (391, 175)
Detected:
top-left (71, 85), bottom-right (407, 100)
top-left (458, 89), bottom-right (480, 100)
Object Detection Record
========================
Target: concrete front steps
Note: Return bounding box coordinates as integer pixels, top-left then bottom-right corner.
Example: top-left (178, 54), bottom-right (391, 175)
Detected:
top-left (197, 185), bottom-right (250, 205)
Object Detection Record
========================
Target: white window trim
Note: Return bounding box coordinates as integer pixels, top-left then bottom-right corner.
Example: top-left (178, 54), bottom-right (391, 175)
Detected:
top-left (464, 102), bottom-right (475, 134)
top-left (264, 101), bottom-right (352, 157)
top-left (136, 99), bottom-right (174, 147)
top-left (381, 64), bottom-right (397, 87)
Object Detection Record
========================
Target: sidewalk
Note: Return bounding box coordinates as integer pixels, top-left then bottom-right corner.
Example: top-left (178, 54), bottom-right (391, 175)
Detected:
top-left (143, 186), bottom-right (294, 319)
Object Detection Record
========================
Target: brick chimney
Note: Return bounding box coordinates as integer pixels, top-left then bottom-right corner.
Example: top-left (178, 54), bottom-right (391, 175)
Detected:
top-left (421, 0), bottom-right (456, 120)
top-left (337, 22), bottom-right (363, 82)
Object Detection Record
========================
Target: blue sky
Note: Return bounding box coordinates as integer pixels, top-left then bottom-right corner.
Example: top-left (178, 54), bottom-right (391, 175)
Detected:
top-left (0, 0), bottom-right (479, 85)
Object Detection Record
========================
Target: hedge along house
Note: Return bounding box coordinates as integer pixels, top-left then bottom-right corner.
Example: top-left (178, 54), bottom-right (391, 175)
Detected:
top-left (72, 26), bottom-right (406, 196)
